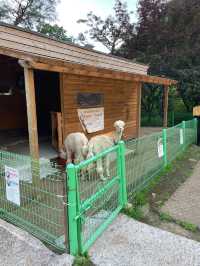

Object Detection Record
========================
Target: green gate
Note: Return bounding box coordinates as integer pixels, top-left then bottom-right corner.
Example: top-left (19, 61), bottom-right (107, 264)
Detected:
top-left (67, 141), bottom-right (127, 255)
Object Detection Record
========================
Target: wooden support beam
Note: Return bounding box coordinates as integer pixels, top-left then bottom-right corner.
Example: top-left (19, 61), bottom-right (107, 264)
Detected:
top-left (163, 85), bottom-right (169, 128)
top-left (17, 58), bottom-right (177, 86)
top-left (23, 65), bottom-right (39, 160)
top-left (136, 83), bottom-right (142, 137)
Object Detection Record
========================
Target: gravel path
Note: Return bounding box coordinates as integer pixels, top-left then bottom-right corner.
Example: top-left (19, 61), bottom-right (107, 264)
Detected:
top-left (89, 214), bottom-right (200, 266)
top-left (0, 219), bottom-right (73, 266)
top-left (161, 161), bottom-right (200, 226)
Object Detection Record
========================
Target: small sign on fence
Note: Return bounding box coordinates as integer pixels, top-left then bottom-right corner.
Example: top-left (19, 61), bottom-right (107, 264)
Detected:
top-left (5, 166), bottom-right (20, 206)
top-left (180, 129), bottom-right (184, 145)
top-left (157, 138), bottom-right (164, 158)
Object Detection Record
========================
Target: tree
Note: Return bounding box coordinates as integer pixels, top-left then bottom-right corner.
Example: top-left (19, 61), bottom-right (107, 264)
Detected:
top-left (76, 33), bottom-right (94, 49)
top-left (78, 0), bottom-right (135, 54)
top-left (78, 0), bottom-right (200, 114)
top-left (141, 84), bottom-right (162, 122)
top-left (37, 23), bottom-right (74, 42)
top-left (136, 0), bottom-right (167, 58)
top-left (125, 0), bottom-right (200, 113)
top-left (0, 0), bottom-right (58, 30)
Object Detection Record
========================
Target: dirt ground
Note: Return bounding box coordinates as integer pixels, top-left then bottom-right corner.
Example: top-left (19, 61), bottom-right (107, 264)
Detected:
top-left (136, 145), bottom-right (200, 242)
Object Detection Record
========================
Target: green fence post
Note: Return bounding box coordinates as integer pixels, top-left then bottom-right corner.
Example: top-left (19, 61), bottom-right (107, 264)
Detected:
top-left (182, 121), bottom-right (186, 150)
top-left (162, 129), bottom-right (167, 167)
top-left (67, 163), bottom-right (79, 256)
top-left (118, 141), bottom-right (128, 206)
top-left (193, 118), bottom-right (198, 144)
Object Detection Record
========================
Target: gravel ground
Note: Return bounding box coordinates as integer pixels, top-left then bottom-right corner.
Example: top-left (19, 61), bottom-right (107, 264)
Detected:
top-left (0, 219), bottom-right (74, 266)
top-left (89, 214), bottom-right (200, 266)
top-left (161, 161), bottom-right (200, 226)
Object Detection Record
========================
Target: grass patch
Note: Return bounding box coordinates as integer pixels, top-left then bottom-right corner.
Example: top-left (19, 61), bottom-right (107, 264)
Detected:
top-left (124, 165), bottom-right (173, 220)
top-left (177, 221), bottom-right (198, 232)
top-left (159, 212), bottom-right (174, 222)
top-left (158, 211), bottom-right (198, 233)
top-left (123, 205), bottom-right (145, 220)
top-left (73, 253), bottom-right (94, 266)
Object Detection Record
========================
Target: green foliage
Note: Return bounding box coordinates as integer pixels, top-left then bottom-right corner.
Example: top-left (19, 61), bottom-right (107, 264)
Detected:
top-left (177, 221), bottom-right (198, 232)
top-left (81, 0), bottom-right (200, 112)
top-left (123, 205), bottom-right (145, 220)
top-left (159, 212), bottom-right (174, 222)
top-left (133, 192), bottom-right (148, 206)
top-left (77, 0), bottom-right (135, 53)
top-left (73, 253), bottom-right (93, 266)
top-left (0, 0), bottom-right (58, 30)
top-left (159, 212), bottom-right (198, 232)
top-left (135, 0), bottom-right (200, 112)
top-left (37, 23), bottom-right (74, 42)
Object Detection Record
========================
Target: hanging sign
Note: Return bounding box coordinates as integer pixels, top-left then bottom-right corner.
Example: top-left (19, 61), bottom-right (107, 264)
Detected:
top-left (157, 138), bottom-right (164, 158)
top-left (78, 107), bottom-right (104, 133)
top-left (180, 129), bottom-right (184, 145)
top-left (5, 166), bottom-right (20, 206)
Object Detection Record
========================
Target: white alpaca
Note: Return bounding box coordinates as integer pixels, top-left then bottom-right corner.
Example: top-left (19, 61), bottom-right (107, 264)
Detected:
top-left (60, 132), bottom-right (88, 164)
top-left (86, 120), bottom-right (125, 181)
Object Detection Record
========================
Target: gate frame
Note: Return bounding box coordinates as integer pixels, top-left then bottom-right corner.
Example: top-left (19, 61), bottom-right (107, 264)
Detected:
top-left (67, 141), bottom-right (127, 255)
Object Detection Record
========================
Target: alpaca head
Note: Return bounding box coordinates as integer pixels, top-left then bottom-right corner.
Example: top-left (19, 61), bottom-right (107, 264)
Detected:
top-left (114, 120), bottom-right (125, 135)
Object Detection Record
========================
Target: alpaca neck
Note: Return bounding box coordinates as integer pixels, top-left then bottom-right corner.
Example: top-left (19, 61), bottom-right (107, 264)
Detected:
top-left (113, 131), bottom-right (122, 144)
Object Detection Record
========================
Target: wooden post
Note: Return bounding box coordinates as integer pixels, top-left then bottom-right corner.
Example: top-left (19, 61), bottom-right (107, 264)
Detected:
top-left (23, 66), bottom-right (39, 160)
top-left (163, 85), bottom-right (169, 128)
top-left (136, 83), bottom-right (142, 137)
top-left (19, 60), bottom-right (40, 186)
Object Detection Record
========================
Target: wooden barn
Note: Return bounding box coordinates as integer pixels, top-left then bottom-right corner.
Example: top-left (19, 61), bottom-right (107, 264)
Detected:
top-left (0, 23), bottom-right (177, 160)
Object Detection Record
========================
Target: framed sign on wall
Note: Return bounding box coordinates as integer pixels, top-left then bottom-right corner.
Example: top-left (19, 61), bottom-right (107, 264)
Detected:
top-left (77, 93), bottom-right (104, 108)
top-left (78, 107), bottom-right (104, 133)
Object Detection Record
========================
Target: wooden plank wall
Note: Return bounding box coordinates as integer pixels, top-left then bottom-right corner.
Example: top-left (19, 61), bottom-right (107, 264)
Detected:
top-left (61, 74), bottom-right (140, 140)
top-left (0, 55), bottom-right (27, 130)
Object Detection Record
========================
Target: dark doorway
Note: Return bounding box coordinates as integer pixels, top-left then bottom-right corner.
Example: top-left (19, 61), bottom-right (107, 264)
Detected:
top-left (34, 70), bottom-right (61, 158)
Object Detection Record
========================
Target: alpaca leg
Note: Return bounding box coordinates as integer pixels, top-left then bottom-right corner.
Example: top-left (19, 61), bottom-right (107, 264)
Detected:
top-left (97, 159), bottom-right (106, 181)
top-left (74, 154), bottom-right (86, 181)
top-left (105, 156), bottom-right (110, 178)
top-left (66, 148), bottom-right (72, 164)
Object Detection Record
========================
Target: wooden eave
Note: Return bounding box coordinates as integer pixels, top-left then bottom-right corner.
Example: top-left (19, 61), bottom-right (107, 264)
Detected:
top-left (0, 23), bottom-right (148, 75)
top-left (0, 23), bottom-right (177, 86)
top-left (19, 58), bottom-right (177, 86)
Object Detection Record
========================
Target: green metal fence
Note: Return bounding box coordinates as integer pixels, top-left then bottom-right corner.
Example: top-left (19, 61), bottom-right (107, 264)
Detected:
top-left (125, 131), bottom-right (164, 197)
top-left (125, 118), bottom-right (197, 198)
top-left (67, 141), bottom-right (127, 255)
top-left (0, 118), bottom-right (197, 256)
top-left (0, 151), bottom-right (67, 251)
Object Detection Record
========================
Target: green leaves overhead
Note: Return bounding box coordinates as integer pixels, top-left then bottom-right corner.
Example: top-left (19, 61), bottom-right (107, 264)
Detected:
top-left (0, 0), bottom-right (59, 30)
top-left (78, 0), bottom-right (135, 54)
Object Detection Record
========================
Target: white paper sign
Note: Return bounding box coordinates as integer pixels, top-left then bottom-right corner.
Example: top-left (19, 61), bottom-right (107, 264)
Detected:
top-left (78, 107), bottom-right (104, 133)
top-left (180, 129), bottom-right (184, 145)
top-left (5, 166), bottom-right (20, 206)
top-left (157, 138), bottom-right (164, 158)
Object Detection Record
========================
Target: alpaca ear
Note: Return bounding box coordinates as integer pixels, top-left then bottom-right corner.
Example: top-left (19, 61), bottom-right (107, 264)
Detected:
top-left (122, 121), bottom-right (125, 128)
top-left (114, 121), bottom-right (118, 128)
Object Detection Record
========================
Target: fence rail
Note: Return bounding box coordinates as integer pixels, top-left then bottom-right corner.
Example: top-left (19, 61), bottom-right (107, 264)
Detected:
top-left (0, 118), bottom-right (197, 256)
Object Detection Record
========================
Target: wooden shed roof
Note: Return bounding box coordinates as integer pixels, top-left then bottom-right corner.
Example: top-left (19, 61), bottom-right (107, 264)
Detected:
top-left (0, 23), bottom-right (177, 86)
